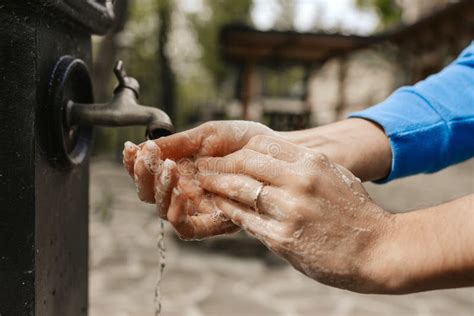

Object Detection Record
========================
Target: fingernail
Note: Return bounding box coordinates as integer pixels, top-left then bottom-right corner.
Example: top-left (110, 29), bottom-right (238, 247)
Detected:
top-left (145, 140), bottom-right (158, 151)
top-left (144, 156), bottom-right (160, 174)
top-left (159, 163), bottom-right (172, 187)
top-left (163, 158), bottom-right (175, 169)
top-left (172, 187), bottom-right (181, 196)
top-left (124, 141), bottom-right (138, 151)
top-left (160, 159), bottom-right (176, 184)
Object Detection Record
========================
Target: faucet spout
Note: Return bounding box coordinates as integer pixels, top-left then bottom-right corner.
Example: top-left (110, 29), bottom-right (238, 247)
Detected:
top-left (67, 61), bottom-right (174, 139)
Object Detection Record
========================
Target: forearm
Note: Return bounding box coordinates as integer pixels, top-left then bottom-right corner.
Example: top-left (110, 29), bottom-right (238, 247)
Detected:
top-left (282, 118), bottom-right (392, 182)
top-left (371, 194), bottom-right (474, 294)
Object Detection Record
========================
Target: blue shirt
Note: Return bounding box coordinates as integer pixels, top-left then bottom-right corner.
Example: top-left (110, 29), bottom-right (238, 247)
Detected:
top-left (350, 43), bottom-right (474, 182)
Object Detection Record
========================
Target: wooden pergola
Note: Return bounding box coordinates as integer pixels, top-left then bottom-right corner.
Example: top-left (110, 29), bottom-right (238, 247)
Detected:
top-left (220, 26), bottom-right (381, 120)
top-left (220, 0), bottom-right (474, 121)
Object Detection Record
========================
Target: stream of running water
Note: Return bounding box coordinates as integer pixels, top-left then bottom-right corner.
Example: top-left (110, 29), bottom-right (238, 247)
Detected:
top-left (154, 219), bottom-right (166, 316)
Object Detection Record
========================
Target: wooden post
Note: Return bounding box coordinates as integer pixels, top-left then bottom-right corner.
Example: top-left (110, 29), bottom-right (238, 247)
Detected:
top-left (335, 56), bottom-right (348, 120)
top-left (301, 65), bottom-right (313, 128)
top-left (240, 62), bottom-right (256, 120)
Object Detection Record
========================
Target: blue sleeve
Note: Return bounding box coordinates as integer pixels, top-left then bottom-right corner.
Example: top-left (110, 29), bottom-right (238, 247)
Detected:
top-left (349, 42), bottom-right (474, 183)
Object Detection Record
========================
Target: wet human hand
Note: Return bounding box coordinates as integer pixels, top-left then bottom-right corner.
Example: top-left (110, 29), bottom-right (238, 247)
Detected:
top-left (122, 121), bottom-right (276, 239)
top-left (196, 135), bottom-right (394, 292)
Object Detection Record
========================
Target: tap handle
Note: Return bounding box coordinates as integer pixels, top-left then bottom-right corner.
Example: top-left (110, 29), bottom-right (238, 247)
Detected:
top-left (113, 60), bottom-right (127, 87)
top-left (113, 60), bottom-right (140, 96)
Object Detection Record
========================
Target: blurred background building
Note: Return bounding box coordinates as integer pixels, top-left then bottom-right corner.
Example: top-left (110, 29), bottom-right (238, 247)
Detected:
top-left (88, 1), bottom-right (474, 315)
top-left (91, 0), bottom-right (473, 154)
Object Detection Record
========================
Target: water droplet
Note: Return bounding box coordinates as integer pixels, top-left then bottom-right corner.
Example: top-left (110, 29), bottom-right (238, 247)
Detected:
top-left (292, 228), bottom-right (304, 239)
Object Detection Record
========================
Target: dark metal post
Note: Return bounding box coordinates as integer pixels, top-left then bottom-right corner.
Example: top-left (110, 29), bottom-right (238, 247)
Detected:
top-left (0, 2), bottom-right (112, 315)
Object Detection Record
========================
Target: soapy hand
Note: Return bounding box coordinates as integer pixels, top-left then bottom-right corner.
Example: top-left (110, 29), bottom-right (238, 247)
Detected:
top-left (122, 121), bottom-right (277, 240)
top-left (197, 135), bottom-right (394, 292)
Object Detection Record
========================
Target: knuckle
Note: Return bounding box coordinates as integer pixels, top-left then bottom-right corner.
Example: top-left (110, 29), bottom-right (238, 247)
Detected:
top-left (311, 152), bottom-right (329, 166)
top-left (298, 176), bottom-right (317, 192)
top-left (288, 201), bottom-right (304, 215)
top-left (246, 135), bottom-right (267, 148)
top-left (199, 121), bottom-right (220, 137)
top-left (273, 221), bottom-right (297, 240)
top-left (280, 226), bottom-right (294, 239)
top-left (202, 121), bottom-right (217, 130)
top-left (251, 121), bottom-right (271, 134)
top-left (230, 149), bottom-right (252, 168)
top-left (226, 150), bottom-right (240, 161)
top-left (252, 121), bottom-right (265, 129)
top-left (238, 148), bottom-right (254, 157)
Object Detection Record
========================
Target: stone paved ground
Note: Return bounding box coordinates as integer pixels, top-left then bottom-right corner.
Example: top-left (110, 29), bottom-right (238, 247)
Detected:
top-left (89, 158), bottom-right (474, 316)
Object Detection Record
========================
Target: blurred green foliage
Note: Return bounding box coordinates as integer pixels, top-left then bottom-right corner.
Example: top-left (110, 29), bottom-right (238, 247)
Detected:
top-left (122, 0), bottom-right (162, 108)
top-left (188, 0), bottom-right (252, 89)
top-left (356, 0), bottom-right (402, 28)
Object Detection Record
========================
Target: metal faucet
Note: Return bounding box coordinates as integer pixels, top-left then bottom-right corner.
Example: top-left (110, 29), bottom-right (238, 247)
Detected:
top-left (66, 60), bottom-right (174, 139)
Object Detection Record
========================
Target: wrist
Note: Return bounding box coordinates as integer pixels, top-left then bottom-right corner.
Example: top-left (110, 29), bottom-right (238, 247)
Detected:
top-left (362, 210), bottom-right (438, 294)
top-left (360, 211), bottom-right (411, 293)
top-left (283, 119), bottom-right (392, 181)
top-left (351, 205), bottom-right (407, 294)
top-left (370, 195), bottom-right (474, 293)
